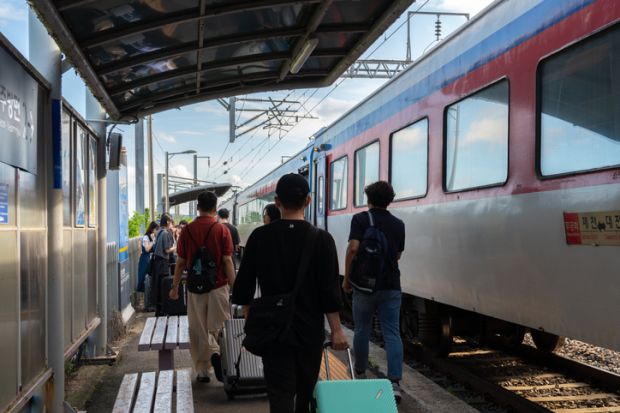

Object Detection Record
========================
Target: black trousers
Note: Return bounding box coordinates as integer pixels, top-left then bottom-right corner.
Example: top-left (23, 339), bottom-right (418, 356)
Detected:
top-left (151, 256), bottom-right (170, 315)
top-left (262, 344), bottom-right (323, 413)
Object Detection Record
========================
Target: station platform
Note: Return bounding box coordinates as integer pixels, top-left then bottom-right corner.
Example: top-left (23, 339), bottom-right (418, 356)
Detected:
top-left (66, 313), bottom-right (474, 412)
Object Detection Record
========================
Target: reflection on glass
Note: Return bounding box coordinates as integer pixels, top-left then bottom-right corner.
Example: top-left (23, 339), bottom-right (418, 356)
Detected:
top-left (62, 110), bottom-right (71, 226)
top-left (445, 80), bottom-right (509, 191)
top-left (318, 176), bottom-right (324, 214)
top-left (88, 136), bottom-right (97, 227)
top-left (355, 142), bottom-right (380, 206)
top-left (540, 27), bottom-right (620, 176)
top-left (391, 119), bottom-right (428, 199)
top-left (75, 126), bottom-right (86, 227)
top-left (330, 157), bottom-right (348, 210)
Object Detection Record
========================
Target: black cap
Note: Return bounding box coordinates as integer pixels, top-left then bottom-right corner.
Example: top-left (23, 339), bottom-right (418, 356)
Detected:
top-left (275, 173), bottom-right (309, 206)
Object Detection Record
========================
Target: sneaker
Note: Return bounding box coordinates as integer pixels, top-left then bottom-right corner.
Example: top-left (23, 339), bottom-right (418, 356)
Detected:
top-left (211, 353), bottom-right (224, 382)
top-left (196, 374), bottom-right (210, 383)
top-left (392, 382), bottom-right (402, 404)
top-left (354, 371), bottom-right (367, 380)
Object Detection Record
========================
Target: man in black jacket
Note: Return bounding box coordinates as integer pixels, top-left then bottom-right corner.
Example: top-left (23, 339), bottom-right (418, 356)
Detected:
top-left (232, 173), bottom-right (347, 413)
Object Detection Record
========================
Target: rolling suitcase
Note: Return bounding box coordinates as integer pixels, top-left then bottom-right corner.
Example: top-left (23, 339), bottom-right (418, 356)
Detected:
top-left (219, 318), bottom-right (266, 400)
top-left (159, 275), bottom-right (187, 316)
top-left (313, 343), bottom-right (397, 413)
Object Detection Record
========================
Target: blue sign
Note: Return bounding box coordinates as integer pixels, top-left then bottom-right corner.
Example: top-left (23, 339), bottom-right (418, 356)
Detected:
top-left (0, 183), bottom-right (8, 224)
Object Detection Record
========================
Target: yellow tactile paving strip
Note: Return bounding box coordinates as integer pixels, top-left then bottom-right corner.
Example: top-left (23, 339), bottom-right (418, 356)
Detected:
top-left (318, 350), bottom-right (353, 381)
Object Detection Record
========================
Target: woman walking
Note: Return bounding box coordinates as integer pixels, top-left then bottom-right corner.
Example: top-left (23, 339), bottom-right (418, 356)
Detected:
top-left (137, 222), bottom-right (158, 291)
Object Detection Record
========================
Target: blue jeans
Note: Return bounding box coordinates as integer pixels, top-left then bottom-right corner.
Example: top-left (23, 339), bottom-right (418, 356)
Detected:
top-left (352, 289), bottom-right (403, 380)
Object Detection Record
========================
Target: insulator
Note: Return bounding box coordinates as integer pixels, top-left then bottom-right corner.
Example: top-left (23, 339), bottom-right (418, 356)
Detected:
top-left (435, 17), bottom-right (442, 40)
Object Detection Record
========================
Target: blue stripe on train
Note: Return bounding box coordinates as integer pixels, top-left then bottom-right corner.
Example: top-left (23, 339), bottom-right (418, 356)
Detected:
top-left (326, 0), bottom-right (595, 148)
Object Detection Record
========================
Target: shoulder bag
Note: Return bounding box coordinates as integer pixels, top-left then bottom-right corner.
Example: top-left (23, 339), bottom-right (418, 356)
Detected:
top-left (242, 226), bottom-right (318, 356)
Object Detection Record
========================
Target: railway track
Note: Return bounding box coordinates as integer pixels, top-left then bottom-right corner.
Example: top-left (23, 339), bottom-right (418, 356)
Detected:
top-left (406, 339), bottom-right (620, 413)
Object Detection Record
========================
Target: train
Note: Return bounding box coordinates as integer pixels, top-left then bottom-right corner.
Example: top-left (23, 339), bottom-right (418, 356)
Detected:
top-left (221, 0), bottom-right (620, 354)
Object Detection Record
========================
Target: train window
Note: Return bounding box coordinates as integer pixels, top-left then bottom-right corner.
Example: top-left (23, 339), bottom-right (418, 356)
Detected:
top-left (318, 176), bottom-right (324, 214)
top-left (75, 124), bottom-right (87, 227)
top-left (354, 141), bottom-right (380, 206)
top-left (62, 109), bottom-right (72, 226)
top-left (330, 156), bottom-right (348, 210)
top-left (445, 80), bottom-right (509, 192)
top-left (390, 118), bottom-right (428, 200)
top-left (88, 136), bottom-right (97, 227)
top-left (539, 26), bottom-right (620, 176)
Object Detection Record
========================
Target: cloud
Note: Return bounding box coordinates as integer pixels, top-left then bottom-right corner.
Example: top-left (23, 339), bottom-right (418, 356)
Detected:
top-left (0, 2), bottom-right (26, 22)
top-left (173, 130), bottom-right (206, 136)
top-left (169, 164), bottom-right (193, 179)
top-left (192, 102), bottom-right (226, 114)
top-left (434, 0), bottom-right (493, 15)
top-left (158, 131), bottom-right (176, 144)
top-left (462, 116), bottom-right (507, 145)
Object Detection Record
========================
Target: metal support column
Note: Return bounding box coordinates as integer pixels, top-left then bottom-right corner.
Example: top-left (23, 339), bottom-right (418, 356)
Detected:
top-left (86, 92), bottom-right (108, 357)
top-left (193, 155), bottom-right (198, 217)
top-left (147, 116), bottom-right (155, 222)
top-left (135, 118), bottom-right (144, 225)
top-left (29, 10), bottom-right (64, 412)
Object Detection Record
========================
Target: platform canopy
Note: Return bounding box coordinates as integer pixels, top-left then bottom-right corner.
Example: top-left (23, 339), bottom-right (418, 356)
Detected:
top-left (167, 183), bottom-right (232, 207)
top-left (30, 0), bottom-right (414, 121)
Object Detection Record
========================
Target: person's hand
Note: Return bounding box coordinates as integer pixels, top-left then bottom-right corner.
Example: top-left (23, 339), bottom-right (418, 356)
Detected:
top-left (342, 278), bottom-right (353, 294)
top-left (330, 328), bottom-right (348, 351)
top-left (169, 286), bottom-right (179, 301)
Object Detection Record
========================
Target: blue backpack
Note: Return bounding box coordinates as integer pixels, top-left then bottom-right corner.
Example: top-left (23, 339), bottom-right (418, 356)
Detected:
top-left (349, 211), bottom-right (389, 293)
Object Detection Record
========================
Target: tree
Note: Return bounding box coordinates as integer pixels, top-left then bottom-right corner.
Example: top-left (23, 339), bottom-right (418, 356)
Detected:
top-left (128, 209), bottom-right (151, 238)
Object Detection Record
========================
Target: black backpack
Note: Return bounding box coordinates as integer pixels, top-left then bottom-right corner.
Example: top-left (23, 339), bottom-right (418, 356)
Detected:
top-left (186, 223), bottom-right (219, 294)
top-left (349, 211), bottom-right (389, 293)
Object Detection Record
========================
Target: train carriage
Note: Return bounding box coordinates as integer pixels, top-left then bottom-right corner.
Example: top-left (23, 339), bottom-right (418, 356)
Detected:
top-left (222, 0), bottom-right (620, 353)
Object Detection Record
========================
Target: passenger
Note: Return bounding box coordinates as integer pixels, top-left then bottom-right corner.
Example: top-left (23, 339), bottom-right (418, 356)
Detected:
top-left (262, 203), bottom-right (281, 224)
top-left (217, 208), bottom-right (240, 255)
top-left (232, 173), bottom-right (347, 413)
top-left (137, 221), bottom-right (158, 294)
top-left (342, 181), bottom-right (405, 403)
top-left (217, 208), bottom-right (240, 267)
top-left (169, 191), bottom-right (235, 383)
top-left (152, 213), bottom-right (176, 316)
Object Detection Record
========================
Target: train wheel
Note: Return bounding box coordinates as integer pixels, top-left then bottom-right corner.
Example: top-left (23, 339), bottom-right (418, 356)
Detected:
top-left (400, 307), bottom-right (417, 341)
top-left (497, 325), bottom-right (525, 348)
top-left (530, 330), bottom-right (565, 352)
top-left (418, 311), bottom-right (452, 356)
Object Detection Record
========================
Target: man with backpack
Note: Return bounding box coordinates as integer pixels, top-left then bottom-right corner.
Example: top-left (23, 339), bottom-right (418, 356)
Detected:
top-left (342, 181), bottom-right (405, 403)
top-left (169, 191), bottom-right (235, 383)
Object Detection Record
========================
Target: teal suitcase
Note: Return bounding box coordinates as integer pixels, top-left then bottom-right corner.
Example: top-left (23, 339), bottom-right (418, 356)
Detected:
top-left (313, 344), bottom-right (397, 413)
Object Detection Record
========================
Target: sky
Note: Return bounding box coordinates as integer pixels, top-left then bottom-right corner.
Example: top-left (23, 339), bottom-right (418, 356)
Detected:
top-left (0, 0), bottom-right (494, 215)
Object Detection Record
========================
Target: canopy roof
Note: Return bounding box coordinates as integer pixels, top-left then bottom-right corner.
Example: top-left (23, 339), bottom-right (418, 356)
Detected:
top-left (31, 0), bottom-right (413, 121)
top-left (167, 183), bottom-right (232, 207)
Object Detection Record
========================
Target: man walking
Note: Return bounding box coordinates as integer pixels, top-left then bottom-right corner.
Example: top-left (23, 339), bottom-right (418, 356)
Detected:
top-left (217, 208), bottom-right (240, 265)
top-left (169, 191), bottom-right (235, 383)
top-left (232, 173), bottom-right (347, 413)
top-left (342, 181), bottom-right (405, 402)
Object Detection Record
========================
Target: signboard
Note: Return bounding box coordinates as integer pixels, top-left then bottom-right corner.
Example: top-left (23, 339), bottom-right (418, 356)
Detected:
top-left (0, 183), bottom-right (8, 224)
top-left (563, 211), bottom-right (620, 246)
top-left (0, 45), bottom-right (39, 174)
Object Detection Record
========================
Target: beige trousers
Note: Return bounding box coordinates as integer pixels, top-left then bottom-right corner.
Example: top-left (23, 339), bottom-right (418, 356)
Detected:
top-left (187, 285), bottom-right (230, 376)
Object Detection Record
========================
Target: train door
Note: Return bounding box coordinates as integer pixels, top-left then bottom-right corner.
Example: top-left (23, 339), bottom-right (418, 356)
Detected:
top-left (314, 154), bottom-right (327, 230)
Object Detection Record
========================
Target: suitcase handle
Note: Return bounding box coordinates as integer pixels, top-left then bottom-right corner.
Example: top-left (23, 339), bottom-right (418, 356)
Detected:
top-left (323, 342), bottom-right (355, 381)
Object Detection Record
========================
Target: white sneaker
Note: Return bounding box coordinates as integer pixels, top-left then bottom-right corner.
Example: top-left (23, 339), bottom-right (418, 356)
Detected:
top-left (392, 382), bottom-right (402, 404)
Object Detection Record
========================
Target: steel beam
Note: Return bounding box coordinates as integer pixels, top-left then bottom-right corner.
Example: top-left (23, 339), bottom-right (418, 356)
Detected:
top-left (117, 70), bottom-right (327, 114)
top-left (95, 23), bottom-right (366, 77)
top-left (108, 51), bottom-right (291, 96)
top-left (80, 0), bottom-right (321, 48)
